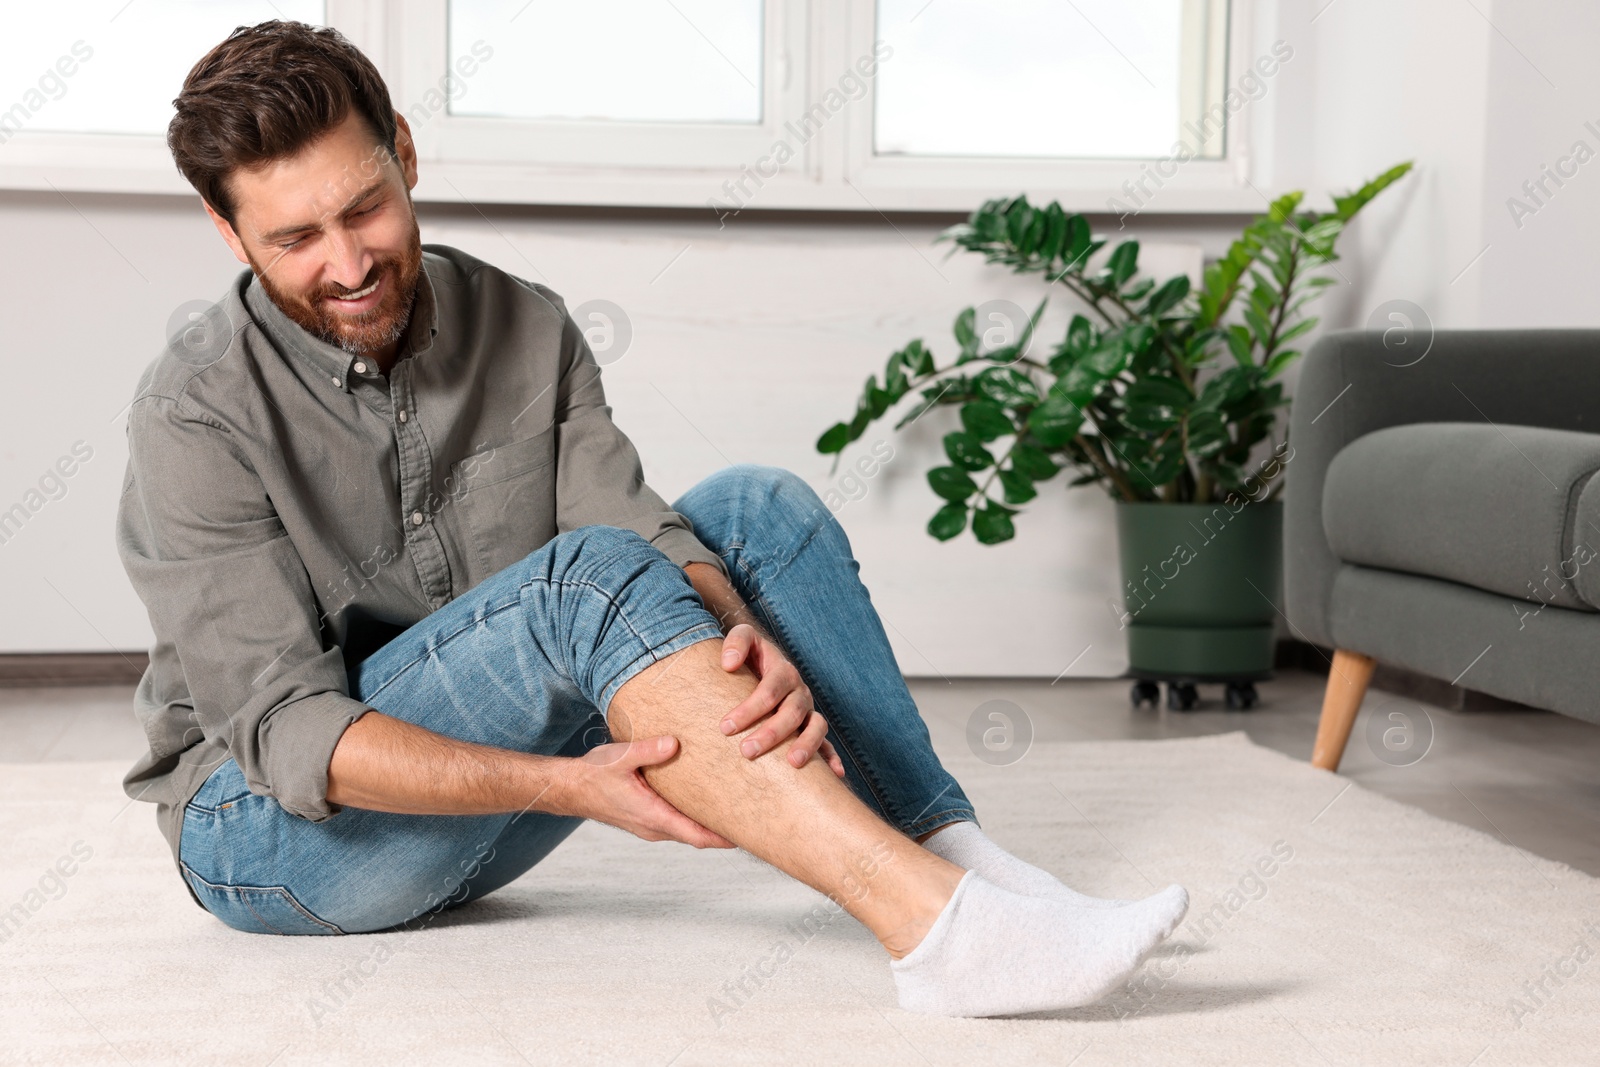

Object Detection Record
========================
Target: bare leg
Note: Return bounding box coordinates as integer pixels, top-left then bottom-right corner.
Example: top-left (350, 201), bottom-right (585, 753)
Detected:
top-left (609, 638), bottom-right (964, 958)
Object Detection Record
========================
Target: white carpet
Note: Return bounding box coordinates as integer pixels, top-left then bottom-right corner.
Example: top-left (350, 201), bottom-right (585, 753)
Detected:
top-left (2, 731), bottom-right (1596, 1066)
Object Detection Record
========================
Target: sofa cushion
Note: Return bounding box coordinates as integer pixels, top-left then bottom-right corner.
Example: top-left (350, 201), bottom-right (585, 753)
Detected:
top-left (1323, 422), bottom-right (1600, 611)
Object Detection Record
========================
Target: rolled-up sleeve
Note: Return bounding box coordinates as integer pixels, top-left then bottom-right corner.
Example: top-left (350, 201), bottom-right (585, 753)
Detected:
top-left (546, 292), bottom-right (730, 580)
top-left (116, 393), bottom-right (371, 822)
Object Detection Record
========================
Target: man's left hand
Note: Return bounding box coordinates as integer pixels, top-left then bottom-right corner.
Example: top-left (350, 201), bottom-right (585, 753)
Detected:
top-left (716, 623), bottom-right (846, 777)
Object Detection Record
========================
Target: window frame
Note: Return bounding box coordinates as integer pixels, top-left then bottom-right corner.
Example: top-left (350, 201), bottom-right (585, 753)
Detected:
top-left (0, 0), bottom-right (1263, 214)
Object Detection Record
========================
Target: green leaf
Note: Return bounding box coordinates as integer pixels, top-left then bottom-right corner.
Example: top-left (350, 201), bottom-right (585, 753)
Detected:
top-left (1300, 217), bottom-right (1343, 248)
top-left (1040, 203), bottom-right (1068, 263)
top-left (1124, 376), bottom-right (1192, 410)
top-left (928, 502), bottom-right (968, 541)
top-left (895, 375), bottom-right (969, 431)
top-left (960, 398), bottom-right (1014, 441)
top-left (1226, 324), bottom-right (1254, 366)
top-left (1243, 307), bottom-right (1274, 349)
top-left (1119, 403), bottom-right (1180, 434)
top-left (1066, 314), bottom-right (1094, 354)
top-left (975, 367), bottom-right (1041, 407)
top-left (953, 307), bottom-right (979, 356)
top-left (1027, 394), bottom-right (1087, 447)
top-left (1062, 214), bottom-right (1092, 270)
top-left (1107, 240), bottom-right (1140, 286)
top-left (998, 468), bottom-right (1038, 504)
top-left (1122, 278), bottom-right (1155, 303)
top-left (943, 431), bottom-right (995, 471)
top-left (1266, 191), bottom-right (1305, 224)
top-left (1129, 442), bottom-right (1187, 488)
top-left (972, 502), bottom-right (1018, 544)
top-left (1143, 274), bottom-right (1191, 317)
top-left (906, 338), bottom-right (935, 376)
top-left (1194, 366), bottom-right (1255, 412)
top-left (1186, 411), bottom-right (1230, 457)
top-left (816, 422), bottom-right (851, 455)
top-left (1056, 364), bottom-right (1104, 407)
top-left (1011, 443), bottom-right (1061, 481)
top-left (1275, 317), bottom-right (1318, 348)
top-left (867, 381), bottom-right (893, 418)
top-left (1332, 161), bottom-right (1413, 222)
top-left (928, 466), bottom-right (978, 502)
top-left (1085, 341), bottom-right (1129, 378)
top-left (884, 351), bottom-right (908, 396)
top-left (1264, 348), bottom-right (1302, 377)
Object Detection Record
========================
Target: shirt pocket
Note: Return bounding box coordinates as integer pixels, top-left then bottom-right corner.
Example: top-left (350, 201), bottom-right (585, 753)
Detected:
top-left (450, 428), bottom-right (560, 581)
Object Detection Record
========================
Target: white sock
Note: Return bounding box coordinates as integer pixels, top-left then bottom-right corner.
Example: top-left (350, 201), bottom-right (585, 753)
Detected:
top-left (922, 820), bottom-right (1133, 909)
top-left (891, 871), bottom-right (1189, 1017)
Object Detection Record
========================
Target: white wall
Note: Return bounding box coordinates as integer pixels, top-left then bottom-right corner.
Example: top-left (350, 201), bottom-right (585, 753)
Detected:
top-left (0, 189), bottom-right (1216, 677)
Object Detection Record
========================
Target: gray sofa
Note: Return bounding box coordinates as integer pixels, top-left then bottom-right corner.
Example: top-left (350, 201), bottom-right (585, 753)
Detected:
top-left (1286, 328), bottom-right (1600, 771)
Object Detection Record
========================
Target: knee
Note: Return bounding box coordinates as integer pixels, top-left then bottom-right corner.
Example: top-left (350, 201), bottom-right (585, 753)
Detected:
top-left (711, 464), bottom-right (827, 517)
top-left (537, 524), bottom-right (667, 582)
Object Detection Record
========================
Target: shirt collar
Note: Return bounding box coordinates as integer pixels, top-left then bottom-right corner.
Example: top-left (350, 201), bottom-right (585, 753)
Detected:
top-left (243, 253), bottom-right (440, 392)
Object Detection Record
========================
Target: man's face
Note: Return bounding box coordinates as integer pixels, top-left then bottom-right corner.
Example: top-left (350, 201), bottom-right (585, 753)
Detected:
top-left (208, 110), bottom-right (423, 360)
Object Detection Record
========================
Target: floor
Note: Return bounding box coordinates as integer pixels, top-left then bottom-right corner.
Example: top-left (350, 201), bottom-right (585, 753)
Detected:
top-left (4, 669), bottom-right (1598, 876)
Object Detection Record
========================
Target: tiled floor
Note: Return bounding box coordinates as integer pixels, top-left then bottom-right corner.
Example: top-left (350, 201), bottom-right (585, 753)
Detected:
top-left (5, 670), bottom-right (1598, 875)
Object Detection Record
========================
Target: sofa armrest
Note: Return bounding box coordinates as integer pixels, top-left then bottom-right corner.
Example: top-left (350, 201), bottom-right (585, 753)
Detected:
top-left (1285, 328), bottom-right (1600, 648)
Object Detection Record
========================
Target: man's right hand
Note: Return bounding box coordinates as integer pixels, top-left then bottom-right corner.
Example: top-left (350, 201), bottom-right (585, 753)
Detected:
top-left (561, 736), bottom-right (734, 849)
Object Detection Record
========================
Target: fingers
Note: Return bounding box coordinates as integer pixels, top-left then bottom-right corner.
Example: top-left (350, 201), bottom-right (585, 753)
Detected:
top-left (720, 624), bottom-right (757, 672)
top-left (736, 688), bottom-right (814, 759)
top-left (621, 735), bottom-right (679, 770)
top-left (786, 710), bottom-right (831, 769)
top-left (719, 667), bottom-right (796, 737)
top-left (819, 738), bottom-right (846, 779)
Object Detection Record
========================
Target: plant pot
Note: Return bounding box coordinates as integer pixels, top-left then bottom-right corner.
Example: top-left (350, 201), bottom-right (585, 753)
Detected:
top-left (1113, 500), bottom-right (1283, 681)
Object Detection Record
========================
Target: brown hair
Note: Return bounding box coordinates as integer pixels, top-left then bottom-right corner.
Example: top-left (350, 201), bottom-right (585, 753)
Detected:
top-left (168, 20), bottom-right (397, 226)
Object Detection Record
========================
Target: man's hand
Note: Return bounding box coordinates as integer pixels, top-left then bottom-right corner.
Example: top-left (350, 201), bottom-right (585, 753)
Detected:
top-left (716, 623), bottom-right (846, 777)
top-left (562, 735), bottom-right (735, 849)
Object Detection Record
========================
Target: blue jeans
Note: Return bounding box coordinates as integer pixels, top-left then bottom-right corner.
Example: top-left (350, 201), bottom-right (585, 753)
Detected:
top-left (177, 464), bottom-right (975, 935)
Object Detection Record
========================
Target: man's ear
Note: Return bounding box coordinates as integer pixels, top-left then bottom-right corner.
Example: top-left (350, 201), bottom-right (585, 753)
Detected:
top-left (392, 112), bottom-right (419, 191)
top-left (203, 199), bottom-right (252, 266)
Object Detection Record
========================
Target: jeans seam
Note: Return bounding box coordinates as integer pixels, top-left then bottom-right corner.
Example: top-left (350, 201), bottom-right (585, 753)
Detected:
top-left (363, 572), bottom-right (679, 707)
top-left (905, 807), bottom-right (978, 837)
top-left (734, 553), bottom-right (909, 831)
top-left (180, 861), bottom-right (348, 935)
top-left (596, 621), bottom-right (726, 714)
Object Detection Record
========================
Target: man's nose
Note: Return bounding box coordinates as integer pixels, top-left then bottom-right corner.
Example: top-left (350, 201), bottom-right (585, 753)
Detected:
top-left (324, 227), bottom-right (373, 291)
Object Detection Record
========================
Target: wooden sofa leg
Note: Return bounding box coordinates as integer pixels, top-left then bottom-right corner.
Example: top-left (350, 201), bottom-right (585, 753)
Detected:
top-left (1312, 650), bottom-right (1376, 772)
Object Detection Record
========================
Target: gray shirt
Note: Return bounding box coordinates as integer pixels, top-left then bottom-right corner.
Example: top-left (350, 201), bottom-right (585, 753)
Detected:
top-left (116, 244), bottom-right (729, 885)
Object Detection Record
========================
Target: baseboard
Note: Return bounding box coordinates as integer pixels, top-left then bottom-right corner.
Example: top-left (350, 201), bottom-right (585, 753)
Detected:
top-left (1273, 639), bottom-right (1536, 712)
top-left (0, 652), bottom-right (149, 687)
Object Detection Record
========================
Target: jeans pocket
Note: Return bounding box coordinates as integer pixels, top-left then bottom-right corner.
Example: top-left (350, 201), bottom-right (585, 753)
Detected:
top-left (187, 759), bottom-right (253, 813)
top-left (181, 863), bottom-right (345, 936)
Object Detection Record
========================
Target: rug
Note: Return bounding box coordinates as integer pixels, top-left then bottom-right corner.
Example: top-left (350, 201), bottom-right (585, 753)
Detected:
top-left (1, 732), bottom-right (1595, 1066)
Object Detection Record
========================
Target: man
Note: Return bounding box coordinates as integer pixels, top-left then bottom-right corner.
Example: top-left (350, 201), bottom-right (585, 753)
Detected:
top-left (117, 20), bottom-right (1188, 1018)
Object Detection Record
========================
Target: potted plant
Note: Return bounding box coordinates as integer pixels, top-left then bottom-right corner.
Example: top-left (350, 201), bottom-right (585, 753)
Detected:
top-left (817, 163), bottom-right (1412, 709)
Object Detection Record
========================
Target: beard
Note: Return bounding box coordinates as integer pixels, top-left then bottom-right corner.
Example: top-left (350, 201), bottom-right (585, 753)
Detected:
top-left (252, 210), bottom-right (423, 358)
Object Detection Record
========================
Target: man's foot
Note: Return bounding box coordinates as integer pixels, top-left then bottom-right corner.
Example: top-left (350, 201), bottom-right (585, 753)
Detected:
top-left (922, 820), bottom-right (1157, 912)
top-left (890, 871), bottom-right (1188, 1017)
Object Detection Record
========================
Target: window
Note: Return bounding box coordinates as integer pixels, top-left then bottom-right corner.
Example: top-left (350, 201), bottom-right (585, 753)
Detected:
top-left (0, 0), bottom-right (1255, 212)
top-left (875, 0), bottom-right (1193, 160)
top-left (447, 0), bottom-right (763, 125)
top-left (2, 1), bottom-right (326, 137)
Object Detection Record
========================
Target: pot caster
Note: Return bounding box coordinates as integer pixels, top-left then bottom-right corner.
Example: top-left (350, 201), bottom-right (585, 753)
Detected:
top-left (1224, 682), bottom-right (1259, 710)
top-left (1166, 682), bottom-right (1199, 711)
top-left (1130, 680), bottom-right (1161, 708)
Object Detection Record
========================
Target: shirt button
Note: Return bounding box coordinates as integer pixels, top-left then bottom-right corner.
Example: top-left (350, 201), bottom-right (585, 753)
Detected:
top-left (331, 376), bottom-right (341, 387)
top-left (353, 361), bottom-right (367, 374)
top-left (411, 510), bottom-right (424, 526)
top-left (398, 409), bottom-right (408, 423)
